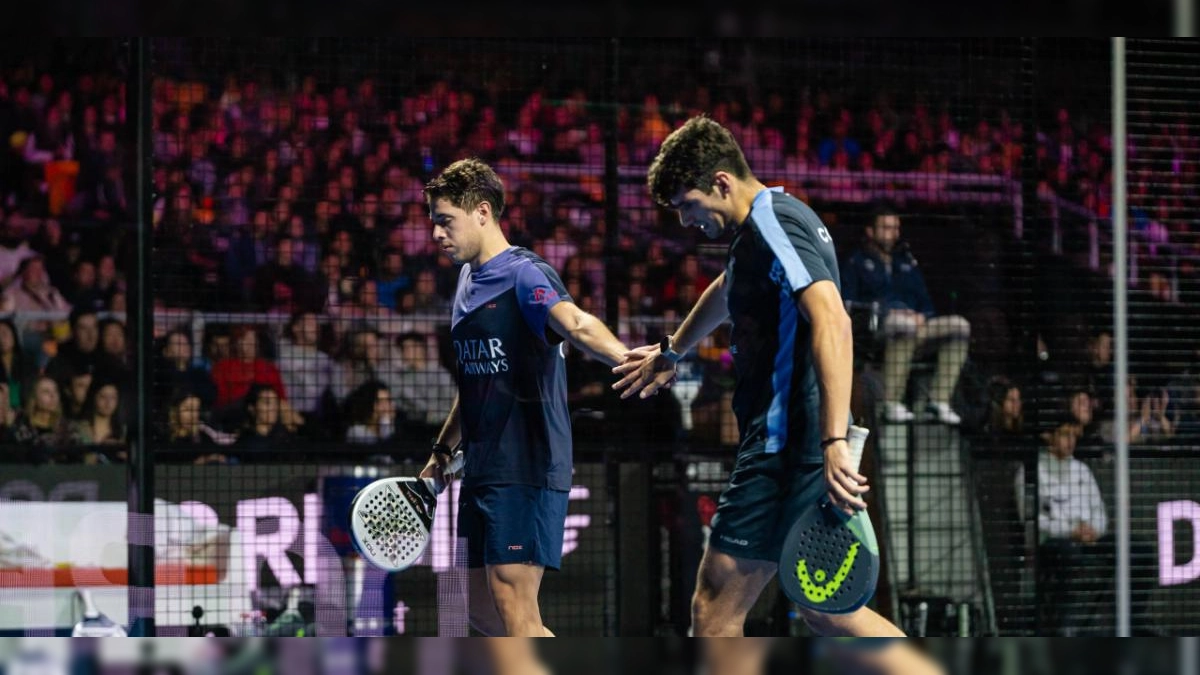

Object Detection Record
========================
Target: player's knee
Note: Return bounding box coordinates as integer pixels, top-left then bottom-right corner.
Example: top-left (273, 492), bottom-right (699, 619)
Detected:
top-left (948, 315), bottom-right (971, 339)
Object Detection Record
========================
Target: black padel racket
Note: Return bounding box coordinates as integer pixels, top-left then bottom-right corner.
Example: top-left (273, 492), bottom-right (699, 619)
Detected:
top-left (778, 425), bottom-right (879, 614)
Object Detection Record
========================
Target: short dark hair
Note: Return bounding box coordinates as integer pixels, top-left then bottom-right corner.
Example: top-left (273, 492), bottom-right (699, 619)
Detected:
top-left (869, 201), bottom-right (900, 226)
top-left (423, 158), bottom-right (505, 219)
top-left (397, 331), bottom-right (426, 348)
top-left (647, 115), bottom-right (752, 208)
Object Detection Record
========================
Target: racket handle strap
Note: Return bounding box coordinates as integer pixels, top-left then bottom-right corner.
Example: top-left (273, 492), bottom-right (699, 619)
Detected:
top-left (847, 425), bottom-right (870, 473)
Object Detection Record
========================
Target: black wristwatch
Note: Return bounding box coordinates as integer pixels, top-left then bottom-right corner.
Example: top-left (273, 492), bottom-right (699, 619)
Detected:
top-left (431, 441), bottom-right (454, 460)
top-left (659, 334), bottom-right (685, 364)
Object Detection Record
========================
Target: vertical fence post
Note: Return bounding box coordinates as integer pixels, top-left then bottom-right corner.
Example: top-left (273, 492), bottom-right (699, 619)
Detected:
top-left (124, 36), bottom-right (156, 637)
top-left (1111, 36), bottom-right (1131, 639)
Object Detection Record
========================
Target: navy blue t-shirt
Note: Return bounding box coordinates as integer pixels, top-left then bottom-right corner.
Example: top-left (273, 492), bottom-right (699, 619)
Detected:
top-left (451, 247), bottom-right (574, 491)
top-left (725, 187), bottom-right (842, 462)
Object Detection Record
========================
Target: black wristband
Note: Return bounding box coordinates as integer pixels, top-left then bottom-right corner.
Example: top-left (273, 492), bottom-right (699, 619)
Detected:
top-left (432, 442), bottom-right (453, 458)
top-left (820, 437), bottom-right (848, 449)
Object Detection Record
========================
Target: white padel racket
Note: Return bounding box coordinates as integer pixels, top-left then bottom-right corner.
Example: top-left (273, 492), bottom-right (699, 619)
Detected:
top-left (350, 450), bottom-right (463, 571)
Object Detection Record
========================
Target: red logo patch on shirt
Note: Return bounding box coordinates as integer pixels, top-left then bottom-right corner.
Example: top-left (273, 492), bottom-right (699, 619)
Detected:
top-left (508, 544), bottom-right (524, 551)
top-left (529, 286), bottom-right (558, 305)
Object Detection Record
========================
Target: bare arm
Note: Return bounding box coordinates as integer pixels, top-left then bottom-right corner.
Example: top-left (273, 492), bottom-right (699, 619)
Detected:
top-left (547, 300), bottom-right (627, 367)
top-left (666, 272), bottom-right (729, 354)
top-left (798, 279), bottom-right (866, 512)
top-left (612, 272), bottom-right (729, 398)
top-left (419, 394), bottom-right (460, 490)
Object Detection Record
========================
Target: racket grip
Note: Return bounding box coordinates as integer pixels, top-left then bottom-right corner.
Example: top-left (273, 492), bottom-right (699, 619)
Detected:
top-left (444, 449), bottom-right (464, 477)
top-left (847, 425), bottom-right (869, 473)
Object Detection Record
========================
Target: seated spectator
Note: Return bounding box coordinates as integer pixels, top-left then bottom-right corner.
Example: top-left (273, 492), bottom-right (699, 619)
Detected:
top-left (234, 384), bottom-right (295, 454)
top-left (0, 382), bottom-right (19, 440)
top-left (976, 376), bottom-right (1036, 454)
top-left (252, 237), bottom-right (321, 313)
top-left (155, 329), bottom-right (217, 408)
top-left (392, 331), bottom-right (456, 432)
top-left (45, 308), bottom-right (125, 387)
top-left (62, 368), bottom-right (94, 421)
top-left (1080, 329), bottom-right (1114, 413)
top-left (1129, 378), bottom-right (1175, 446)
top-left (211, 325), bottom-right (288, 409)
top-left (67, 259), bottom-right (107, 312)
top-left (841, 203), bottom-right (970, 424)
top-left (1015, 419), bottom-right (1155, 635)
top-left (277, 311), bottom-right (337, 425)
top-left (0, 318), bottom-right (34, 408)
top-left (197, 326), bottom-right (231, 374)
top-left (1065, 388), bottom-right (1105, 450)
top-left (344, 380), bottom-right (396, 446)
top-left (374, 247), bottom-right (412, 311)
top-left (4, 255), bottom-right (71, 339)
top-left (10, 375), bottom-right (70, 459)
top-left (337, 328), bottom-right (394, 399)
top-left (70, 379), bottom-right (127, 454)
top-left (161, 390), bottom-right (234, 464)
top-left (100, 318), bottom-right (127, 366)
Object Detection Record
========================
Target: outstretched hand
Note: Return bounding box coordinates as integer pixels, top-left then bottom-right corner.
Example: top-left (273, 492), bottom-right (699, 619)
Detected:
top-left (611, 344), bottom-right (678, 399)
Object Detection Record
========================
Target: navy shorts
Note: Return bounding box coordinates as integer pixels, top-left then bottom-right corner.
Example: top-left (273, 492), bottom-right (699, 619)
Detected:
top-left (708, 441), bottom-right (828, 562)
top-left (458, 483), bottom-right (569, 570)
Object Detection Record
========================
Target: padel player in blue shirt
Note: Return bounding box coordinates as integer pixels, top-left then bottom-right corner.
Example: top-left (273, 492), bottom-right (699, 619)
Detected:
top-left (419, 158), bottom-right (628, 639)
top-left (614, 117), bottom-right (941, 675)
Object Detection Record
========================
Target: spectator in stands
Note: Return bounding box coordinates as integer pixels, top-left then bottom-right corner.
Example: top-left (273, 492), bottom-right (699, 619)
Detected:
top-left (338, 328), bottom-right (394, 399)
top-left (277, 311), bottom-right (336, 427)
top-left (70, 379), bottom-right (127, 448)
top-left (211, 325), bottom-right (288, 409)
top-left (976, 376), bottom-right (1035, 451)
top-left (407, 268), bottom-right (446, 314)
top-left (0, 382), bottom-right (19, 438)
top-left (1129, 378), bottom-right (1175, 446)
top-left (233, 384), bottom-right (294, 453)
top-left (0, 318), bottom-right (33, 408)
top-left (156, 329), bottom-right (217, 408)
top-left (344, 380), bottom-right (396, 446)
top-left (1015, 419), bottom-right (1104, 634)
top-left (1013, 418), bottom-right (1154, 634)
top-left (62, 368), bottom-right (93, 421)
top-left (841, 203), bottom-right (970, 425)
top-left (1065, 388), bottom-right (1105, 451)
top-left (226, 209), bottom-right (277, 302)
top-left (392, 331), bottom-right (457, 432)
top-left (337, 278), bottom-right (390, 323)
top-left (161, 390), bottom-right (234, 463)
top-left (252, 236), bottom-right (321, 313)
top-left (1082, 329), bottom-right (1114, 414)
top-left (11, 375), bottom-right (69, 457)
top-left (100, 318), bottom-right (127, 366)
top-left (374, 247), bottom-right (412, 312)
top-left (68, 259), bottom-right (105, 312)
top-left (4, 255), bottom-right (71, 315)
top-left (45, 308), bottom-right (123, 386)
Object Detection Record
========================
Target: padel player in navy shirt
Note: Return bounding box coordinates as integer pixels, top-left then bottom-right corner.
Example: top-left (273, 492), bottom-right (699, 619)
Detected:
top-left (419, 158), bottom-right (628, 639)
top-left (615, 118), bottom-right (941, 675)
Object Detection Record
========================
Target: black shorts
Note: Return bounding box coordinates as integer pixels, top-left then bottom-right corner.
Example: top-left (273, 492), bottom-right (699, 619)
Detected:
top-left (458, 483), bottom-right (569, 570)
top-left (708, 441), bottom-right (827, 562)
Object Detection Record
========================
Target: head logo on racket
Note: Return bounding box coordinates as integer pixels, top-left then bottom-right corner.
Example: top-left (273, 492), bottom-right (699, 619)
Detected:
top-left (795, 541), bottom-right (860, 604)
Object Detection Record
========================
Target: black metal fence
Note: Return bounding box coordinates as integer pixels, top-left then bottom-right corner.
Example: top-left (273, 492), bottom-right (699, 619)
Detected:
top-left (1, 38), bottom-right (1198, 636)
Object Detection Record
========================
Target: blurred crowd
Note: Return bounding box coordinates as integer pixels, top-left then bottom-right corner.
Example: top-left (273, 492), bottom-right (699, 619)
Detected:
top-left (2, 49), bottom-right (1196, 463)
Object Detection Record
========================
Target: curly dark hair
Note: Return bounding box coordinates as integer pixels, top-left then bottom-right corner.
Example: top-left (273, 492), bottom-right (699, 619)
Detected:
top-left (423, 157), bottom-right (506, 219)
top-left (647, 115), bottom-right (752, 208)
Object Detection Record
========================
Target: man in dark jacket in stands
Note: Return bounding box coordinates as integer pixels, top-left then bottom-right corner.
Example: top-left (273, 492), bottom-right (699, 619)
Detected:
top-left (841, 204), bottom-right (970, 425)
